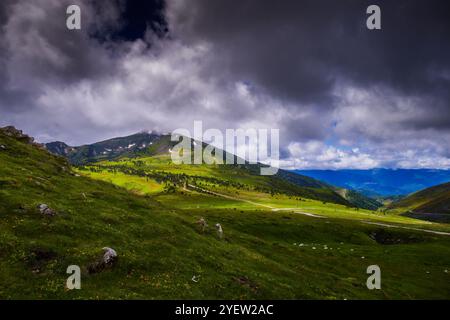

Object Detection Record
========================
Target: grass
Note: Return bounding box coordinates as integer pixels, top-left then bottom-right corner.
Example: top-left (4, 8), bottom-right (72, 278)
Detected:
top-left (1, 132), bottom-right (450, 299)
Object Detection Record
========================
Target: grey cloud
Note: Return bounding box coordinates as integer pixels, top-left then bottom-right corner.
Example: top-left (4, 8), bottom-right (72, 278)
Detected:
top-left (167, 0), bottom-right (450, 128)
top-left (0, 0), bottom-right (449, 169)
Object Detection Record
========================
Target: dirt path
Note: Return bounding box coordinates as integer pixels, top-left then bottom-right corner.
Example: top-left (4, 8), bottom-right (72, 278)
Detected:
top-left (361, 221), bottom-right (450, 236)
top-left (187, 184), bottom-right (325, 218)
top-left (186, 184), bottom-right (450, 235)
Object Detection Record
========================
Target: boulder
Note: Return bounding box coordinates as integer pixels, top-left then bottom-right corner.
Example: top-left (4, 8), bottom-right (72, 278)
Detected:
top-left (37, 204), bottom-right (57, 217)
top-left (196, 217), bottom-right (208, 232)
top-left (88, 247), bottom-right (118, 274)
top-left (102, 247), bottom-right (118, 265)
top-left (215, 223), bottom-right (223, 239)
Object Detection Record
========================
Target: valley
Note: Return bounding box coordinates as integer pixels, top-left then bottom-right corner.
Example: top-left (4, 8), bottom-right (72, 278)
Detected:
top-left (1, 127), bottom-right (450, 299)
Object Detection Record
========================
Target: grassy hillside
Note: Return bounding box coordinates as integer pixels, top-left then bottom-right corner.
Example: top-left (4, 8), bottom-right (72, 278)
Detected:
top-left (2, 128), bottom-right (450, 299)
top-left (336, 189), bottom-right (383, 211)
top-left (46, 131), bottom-right (352, 207)
top-left (78, 155), bottom-right (351, 206)
top-left (389, 182), bottom-right (450, 214)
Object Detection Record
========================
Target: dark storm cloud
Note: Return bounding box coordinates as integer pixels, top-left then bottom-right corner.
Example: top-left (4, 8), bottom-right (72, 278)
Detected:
top-left (0, 0), bottom-right (449, 168)
top-left (167, 0), bottom-right (450, 130)
top-left (0, 0), bottom-right (168, 113)
top-left (0, 0), bottom-right (120, 111)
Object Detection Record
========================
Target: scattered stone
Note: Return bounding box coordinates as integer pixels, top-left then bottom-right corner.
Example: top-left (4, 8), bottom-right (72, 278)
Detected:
top-left (0, 144), bottom-right (6, 150)
top-left (196, 218), bottom-right (208, 232)
top-left (215, 223), bottom-right (223, 239)
top-left (37, 204), bottom-right (57, 217)
top-left (88, 247), bottom-right (118, 274)
top-left (191, 275), bottom-right (200, 283)
top-left (102, 247), bottom-right (118, 265)
top-left (445, 269), bottom-right (448, 273)
top-left (361, 256), bottom-right (365, 259)
top-left (312, 247), bottom-right (316, 250)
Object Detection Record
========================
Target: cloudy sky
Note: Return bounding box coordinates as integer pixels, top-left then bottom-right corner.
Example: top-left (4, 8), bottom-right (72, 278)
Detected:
top-left (0, 0), bottom-right (449, 169)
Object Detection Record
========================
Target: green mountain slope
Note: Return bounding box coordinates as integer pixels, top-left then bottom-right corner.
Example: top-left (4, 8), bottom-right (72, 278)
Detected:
top-left (46, 132), bottom-right (351, 206)
top-left (336, 188), bottom-right (383, 211)
top-left (389, 182), bottom-right (450, 214)
top-left (3, 126), bottom-right (450, 299)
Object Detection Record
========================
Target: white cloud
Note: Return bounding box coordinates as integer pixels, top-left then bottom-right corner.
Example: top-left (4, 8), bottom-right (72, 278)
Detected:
top-left (285, 141), bottom-right (379, 169)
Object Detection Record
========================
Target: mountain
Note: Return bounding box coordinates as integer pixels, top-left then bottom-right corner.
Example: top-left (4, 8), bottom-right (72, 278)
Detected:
top-left (294, 169), bottom-right (450, 196)
top-left (45, 131), bottom-right (163, 165)
top-left (389, 182), bottom-right (450, 214)
top-left (278, 170), bottom-right (382, 210)
top-left (45, 131), bottom-right (388, 209)
top-left (46, 131), bottom-right (352, 206)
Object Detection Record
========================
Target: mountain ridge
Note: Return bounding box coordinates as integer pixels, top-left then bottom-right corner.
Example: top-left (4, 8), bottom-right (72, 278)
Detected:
top-left (294, 168), bottom-right (450, 197)
top-left (44, 129), bottom-right (355, 207)
top-left (389, 182), bottom-right (450, 214)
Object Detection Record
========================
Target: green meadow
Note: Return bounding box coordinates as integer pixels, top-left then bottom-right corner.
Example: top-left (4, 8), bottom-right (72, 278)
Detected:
top-left (1, 132), bottom-right (450, 299)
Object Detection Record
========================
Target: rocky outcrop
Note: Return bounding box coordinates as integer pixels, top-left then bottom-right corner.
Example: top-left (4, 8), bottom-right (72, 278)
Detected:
top-left (0, 126), bottom-right (43, 148)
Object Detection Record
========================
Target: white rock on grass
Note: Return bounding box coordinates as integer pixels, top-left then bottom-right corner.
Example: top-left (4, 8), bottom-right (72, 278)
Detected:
top-left (215, 223), bottom-right (223, 239)
top-left (102, 247), bottom-right (118, 265)
top-left (37, 204), bottom-right (56, 217)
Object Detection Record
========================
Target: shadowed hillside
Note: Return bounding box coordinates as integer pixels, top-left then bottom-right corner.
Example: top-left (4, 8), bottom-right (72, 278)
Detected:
top-left (390, 182), bottom-right (450, 214)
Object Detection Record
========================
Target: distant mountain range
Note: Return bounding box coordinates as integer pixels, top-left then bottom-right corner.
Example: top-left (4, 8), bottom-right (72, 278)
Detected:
top-left (45, 131), bottom-right (164, 165)
top-left (294, 169), bottom-right (450, 197)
